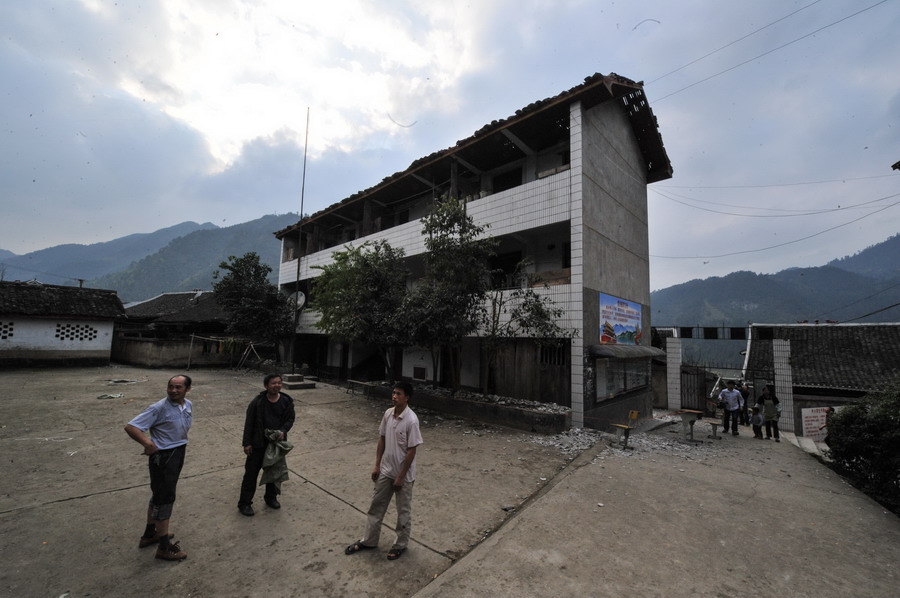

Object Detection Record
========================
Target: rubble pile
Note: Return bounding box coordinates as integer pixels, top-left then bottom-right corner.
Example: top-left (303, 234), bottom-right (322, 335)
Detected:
top-left (524, 428), bottom-right (604, 455)
top-left (598, 427), bottom-right (740, 463)
top-left (425, 386), bottom-right (571, 414)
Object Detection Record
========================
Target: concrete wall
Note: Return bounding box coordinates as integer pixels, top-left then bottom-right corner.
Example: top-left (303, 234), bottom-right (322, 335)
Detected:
top-left (112, 337), bottom-right (232, 368)
top-left (0, 317), bottom-right (113, 366)
top-left (576, 100), bottom-right (653, 431)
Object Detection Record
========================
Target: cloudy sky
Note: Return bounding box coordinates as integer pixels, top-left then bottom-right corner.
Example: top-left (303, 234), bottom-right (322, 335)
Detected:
top-left (2, 0), bottom-right (898, 290)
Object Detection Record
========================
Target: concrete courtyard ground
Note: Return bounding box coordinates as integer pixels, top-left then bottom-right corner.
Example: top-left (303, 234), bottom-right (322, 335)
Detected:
top-left (1, 365), bottom-right (899, 598)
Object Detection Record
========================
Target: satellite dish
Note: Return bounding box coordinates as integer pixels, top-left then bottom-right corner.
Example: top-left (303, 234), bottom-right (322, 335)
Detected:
top-left (291, 291), bottom-right (306, 310)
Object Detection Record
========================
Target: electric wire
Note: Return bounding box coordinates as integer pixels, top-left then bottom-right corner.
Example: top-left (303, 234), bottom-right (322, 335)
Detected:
top-left (657, 173), bottom-right (898, 189)
top-left (843, 300), bottom-right (900, 323)
top-left (651, 193), bottom-right (900, 259)
top-left (812, 279), bottom-right (900, 319)
top-left (651, 0), bottom-right (891, 102)
top-left (648, 0), bottom-right (824, 84)
top-left (651, 187), bottom-right (899, 218)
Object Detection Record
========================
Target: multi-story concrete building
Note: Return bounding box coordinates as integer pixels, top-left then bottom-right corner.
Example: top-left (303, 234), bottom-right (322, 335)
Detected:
top-left (276, 72), bottom-right (672, 429)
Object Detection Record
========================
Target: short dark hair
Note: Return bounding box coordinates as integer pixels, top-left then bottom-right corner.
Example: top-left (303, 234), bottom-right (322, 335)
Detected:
top-left (264, 373), bottom-right (283, 386)
top-left (169, 374), bottom-right (192, 388)
top-left (726, 379), bottom-right (735, 385)
top-left (393, 381), bottom-right (413, 398)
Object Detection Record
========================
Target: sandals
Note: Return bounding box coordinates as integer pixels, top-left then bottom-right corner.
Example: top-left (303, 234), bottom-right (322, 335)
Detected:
top-left (344, 540), bottom-right (405, 560)
top-left (344, 541), bottom-right (376, 555)
top-left (387, 547), bottom-right (405, 560)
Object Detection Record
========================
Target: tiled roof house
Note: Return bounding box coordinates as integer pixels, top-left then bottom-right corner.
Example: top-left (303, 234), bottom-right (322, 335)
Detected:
top-left (113, 291), bottom-right (231, 368)
top-left (743, 322), bottom-right (900, 436)
top-left (0, 280), bottom-right (125, 366)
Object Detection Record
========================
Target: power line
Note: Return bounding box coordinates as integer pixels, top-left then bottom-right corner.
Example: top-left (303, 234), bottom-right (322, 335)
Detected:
top-left (652, 0), bottom-right (891, 102)
top-left (843, 300), bottom-right (900, 323)
top-left (0, 260), bottom-right (84, 284)
top-left (812, 280), bottom-right (900, 319)
top-left (651, 188), bottom-right (899, 218)
top-left (648, 0), bottom-right (824, 84)
top-left (651, 193), bottom-right (900, 259)
top-left (657, 173), bottom-right (899, 190)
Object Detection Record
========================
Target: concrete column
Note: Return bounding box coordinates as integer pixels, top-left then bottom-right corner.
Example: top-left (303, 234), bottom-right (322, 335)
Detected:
top-left (773, 339), bottom-right (795, 433)
top-left (569, 101), bottom-right (584, 429)
top-left (666, 338), bottom-right (682, 411)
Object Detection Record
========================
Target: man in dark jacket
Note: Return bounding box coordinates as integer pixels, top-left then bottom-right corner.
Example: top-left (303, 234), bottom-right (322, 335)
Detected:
top-left (237, 373), bottom-right (295, 516)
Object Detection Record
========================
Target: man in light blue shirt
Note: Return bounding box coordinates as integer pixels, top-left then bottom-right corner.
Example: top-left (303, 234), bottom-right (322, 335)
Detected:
top-left (125, 374), bottom-right (193, 561)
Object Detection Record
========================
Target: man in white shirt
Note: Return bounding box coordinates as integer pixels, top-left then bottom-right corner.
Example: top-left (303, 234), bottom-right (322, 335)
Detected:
top-left (344, 381), bottom-right (423, 561)
top-left (718, 379), bottom-right (744, 437)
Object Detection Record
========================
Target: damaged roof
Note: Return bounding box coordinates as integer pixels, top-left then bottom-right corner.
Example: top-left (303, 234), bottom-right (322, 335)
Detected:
top-left (124, 291), bottom-right (227, 323)
top-left (0, 280), bottom-right (125, 320)
top-left (745, 323), bottom-right (900, 392)
top-left (277, 72), bottom-right (671, 239)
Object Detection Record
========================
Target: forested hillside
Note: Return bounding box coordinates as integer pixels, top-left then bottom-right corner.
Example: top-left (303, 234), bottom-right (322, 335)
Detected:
top-left (0, 221), bottom-right (216, 283)
top-left (90, 214), bottom-right (298, 302)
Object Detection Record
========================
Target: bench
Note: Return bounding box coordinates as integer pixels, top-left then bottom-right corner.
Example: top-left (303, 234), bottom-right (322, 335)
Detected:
top-left (706, 419), bottom-right (723, 440)
top-left (346, 379), bottom-right (377, 396)
top-left (610, 410), bottom-right (640, 449)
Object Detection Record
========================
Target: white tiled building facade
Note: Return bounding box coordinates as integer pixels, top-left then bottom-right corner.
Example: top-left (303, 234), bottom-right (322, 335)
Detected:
top-left (277, 73), bottom-right (671, 429)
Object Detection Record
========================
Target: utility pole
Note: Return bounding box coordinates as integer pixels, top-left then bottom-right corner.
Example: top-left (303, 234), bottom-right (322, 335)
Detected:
top-left (290, 108), bottom-right (310, 374)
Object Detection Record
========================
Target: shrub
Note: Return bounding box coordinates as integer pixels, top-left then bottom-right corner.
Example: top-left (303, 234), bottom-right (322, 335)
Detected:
top-left (827, 390), bottom-right (900, 514)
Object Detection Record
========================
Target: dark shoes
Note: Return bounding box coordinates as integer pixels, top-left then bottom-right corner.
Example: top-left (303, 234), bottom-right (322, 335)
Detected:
top-left (238, 504), bottom-right (255, 517)
top-left (138, 533), bottom-right (168, 548)
top-left (155, 536), bottom-right (187, 561)
top-left (345, 541), bottom-right (376, 555)
top-left (265, 497), bottom-right (281, 509)
top-left (732, 431), bottom-right (739, 436)
top-left (387, 547), bottom-right (406, 560)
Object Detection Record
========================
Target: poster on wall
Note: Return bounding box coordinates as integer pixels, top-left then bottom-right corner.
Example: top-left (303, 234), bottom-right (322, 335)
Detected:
top-left (600, 293), bottom-right (642, 345)
top-left (801, 405), bottom-right (844, 442)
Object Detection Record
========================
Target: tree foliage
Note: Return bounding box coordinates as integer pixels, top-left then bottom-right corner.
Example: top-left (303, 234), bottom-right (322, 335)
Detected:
top-left (312, 241), bottom-right (408, 380)
top-left (405, 198), bottom-right (497, 390)
top-left (827, 391), bottom-right (900, 514)
top-left (212, 252), bottom-right (293, 356)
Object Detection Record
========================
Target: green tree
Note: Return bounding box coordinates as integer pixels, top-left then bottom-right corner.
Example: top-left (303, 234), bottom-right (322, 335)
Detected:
top-left (478, 261), bottom-right (576, 394)
top-left (311, 240), bottom-right (409, 381)
top-left (405, 198), bottom-right (496, 391)
top-left (827, 391), bottom-right (900, 514)
top-left (212, 252), bottom-right (293, 360)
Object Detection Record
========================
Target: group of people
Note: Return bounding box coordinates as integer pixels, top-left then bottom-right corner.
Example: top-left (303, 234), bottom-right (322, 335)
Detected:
top-left (124, 374), bottom-right (423, 562)
top-left (717, 379), bottom-right (782, 441)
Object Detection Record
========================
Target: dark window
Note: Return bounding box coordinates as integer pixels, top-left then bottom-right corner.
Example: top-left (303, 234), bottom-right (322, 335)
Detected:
top-left (492, 166), bottom-right (522, 194)
top-left (595, 358), bottom-right (651, 401)
top-left (490, 251), bottom-right (523, 288)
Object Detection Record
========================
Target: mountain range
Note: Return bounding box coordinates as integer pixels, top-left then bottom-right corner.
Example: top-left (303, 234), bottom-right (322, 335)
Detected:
top-left (0, 214), bottom-right (298, 303)
top-left (2, 217), bottom-right (898, 326)
top-left (650, 233), bottom-right (900, 327)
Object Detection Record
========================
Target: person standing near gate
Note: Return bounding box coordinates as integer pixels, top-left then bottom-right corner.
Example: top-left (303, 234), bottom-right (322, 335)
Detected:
top-left (718, 379), bottom-right (744, 436)
top-left (758, 384), bottom-right (781, 442)
top-left (237, 373), bottom-right (296, 516)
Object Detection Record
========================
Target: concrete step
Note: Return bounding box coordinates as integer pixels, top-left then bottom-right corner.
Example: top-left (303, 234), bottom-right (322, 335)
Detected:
top-left (283, 381), bottom-right (316, 390)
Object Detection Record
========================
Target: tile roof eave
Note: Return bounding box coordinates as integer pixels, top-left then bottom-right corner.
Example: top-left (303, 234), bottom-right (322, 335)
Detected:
top-left (276, 71), bottom-right (671, 239)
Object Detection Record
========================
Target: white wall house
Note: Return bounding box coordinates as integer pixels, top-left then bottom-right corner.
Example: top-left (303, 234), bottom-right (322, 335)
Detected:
top-left (275, 72), bottom-right (672, 430)
top-left (0, 281), bottom-right (125, 367)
